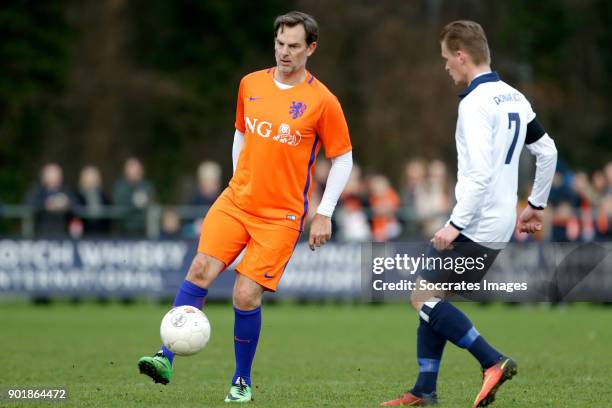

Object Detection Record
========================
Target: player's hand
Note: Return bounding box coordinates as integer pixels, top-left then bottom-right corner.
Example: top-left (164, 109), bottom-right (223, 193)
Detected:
top-left (517, 206), bottom-right (544, 234)
top-left (431, 224), bottom-right (461, 251)
top-left (309, 213), bottom-right (332, 251)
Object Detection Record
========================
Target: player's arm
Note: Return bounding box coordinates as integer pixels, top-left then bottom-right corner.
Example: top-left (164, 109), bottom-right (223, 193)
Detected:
top-left (310, 93), bottom-right (353, 251)
top-left (517, 118), bottom-right (558, 233)
top-left (232, 129), bottom-right (245, 174)
top-left (316, 151), bottom-right (353, 217)
top-left (309, 151), bottom-right (353, 250)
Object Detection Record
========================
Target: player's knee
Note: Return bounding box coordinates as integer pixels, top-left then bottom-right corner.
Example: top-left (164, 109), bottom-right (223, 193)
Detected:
top-left (410, 291), bottom-right (424, 312)
top-left (233, 285), bottom-right (262, 311)
top-left (186, 254), bottom-right (218, 287)
top-left (410, 289), bottom-right (442, 312)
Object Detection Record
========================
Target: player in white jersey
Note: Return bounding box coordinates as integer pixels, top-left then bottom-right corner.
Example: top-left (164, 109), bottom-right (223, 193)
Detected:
top-left (381, 21), bottom-right (557, 407)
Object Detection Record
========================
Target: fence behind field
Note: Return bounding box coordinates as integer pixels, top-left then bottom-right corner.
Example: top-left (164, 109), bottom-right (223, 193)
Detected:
top-left (1, 238), bottom-right (610, 302)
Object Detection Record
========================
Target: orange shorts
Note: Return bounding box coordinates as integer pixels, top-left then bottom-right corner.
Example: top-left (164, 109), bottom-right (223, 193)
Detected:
top-left (198, 190), bottom-right (301, 291)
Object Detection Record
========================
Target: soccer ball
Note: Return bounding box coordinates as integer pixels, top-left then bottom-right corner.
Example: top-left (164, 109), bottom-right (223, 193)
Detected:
top-left (160, 306), bottom-right (211, 356)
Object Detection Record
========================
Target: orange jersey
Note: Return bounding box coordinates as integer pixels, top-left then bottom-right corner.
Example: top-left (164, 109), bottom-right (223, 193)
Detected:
top-left (229, 68), bottom-right (352, 231)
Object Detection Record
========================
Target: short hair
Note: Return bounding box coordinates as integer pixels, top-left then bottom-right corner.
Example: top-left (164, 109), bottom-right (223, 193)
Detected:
top-left (439, 20), bottom-right (490, 65)
top-left (274, 11), bottom-right (319, 45)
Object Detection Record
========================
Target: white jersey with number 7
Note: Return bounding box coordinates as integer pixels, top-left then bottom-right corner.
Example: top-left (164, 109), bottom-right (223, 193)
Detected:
top-left (448, 71), bottom-right (557, 245)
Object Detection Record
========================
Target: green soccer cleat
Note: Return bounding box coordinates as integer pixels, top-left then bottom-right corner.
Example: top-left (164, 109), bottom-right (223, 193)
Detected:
top-left (224, 377), bottom-right (253, 403)
top-left (138, 352), bottom-right (173, 385)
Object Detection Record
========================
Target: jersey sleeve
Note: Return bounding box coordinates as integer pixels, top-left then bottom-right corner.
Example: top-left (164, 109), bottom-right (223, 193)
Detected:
top-left (234, 78), bottom-right (246, 133)
top-left (316, 150), bottom-right (353, 216)
top-left (524, 100), bottom-right (548, 145)
top-left (525, 134), bottom-right (557, 208)
top-left (316, 94), bottom-right (352, 158)
top-left (525, 99), bottom-right (536, 123)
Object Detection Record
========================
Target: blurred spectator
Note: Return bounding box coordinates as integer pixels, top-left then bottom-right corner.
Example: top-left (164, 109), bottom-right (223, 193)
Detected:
top-left (549, 171), bottom-right (577, 241)
top-left (189, 161), bottom-right (222, 206)
top-left (160, 208), bottom-right (182, 239)
top-left (314, 158), bottom-right (331, 193)
top-left (542, 165), bottom-right (612, 242)
top-left (551, 201), bottom-right (580, 242)
top-left (400, 159), bottom-right (427, 237)
top-left (595, 163), bottom-right (612, 239)
top-left (591, 170), bottom-right (607, 205)
top-left (605, 163), bottom-right (612, 194)
top-left (184, 161), bottom-right (222, 238)
top-left (549, 171), bottom-right (574, 205)
top-left (595, 193), bottom-right (612, 240)
top-left (113, 157), bottom-right (155, 235)
top-left (13, 158), bottom-right (612, 243)
top-left (26, 163), bottom-right (73, 236)
top-left (399, 159), bottom-right (452, 238)
top-left (74, 165), bottom-right (111, 236)
top-left (369, 174), bottom-right (401, 242)
top-left (417, 160), bottom-right (452, 237)
top-left (336, 164), bottom-right (371, 242)
top-left (400, 159), bottom-right (427, 202)
top-left (572, 171), bottom-right (595, 241)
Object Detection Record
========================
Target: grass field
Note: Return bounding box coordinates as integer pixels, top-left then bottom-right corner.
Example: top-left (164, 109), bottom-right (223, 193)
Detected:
top-left (0, 301), bottom-right (610, 407)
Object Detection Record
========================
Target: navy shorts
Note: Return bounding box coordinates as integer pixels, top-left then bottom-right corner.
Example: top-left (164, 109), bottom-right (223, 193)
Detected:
top-left (418, 234), bottom-right (500, 285)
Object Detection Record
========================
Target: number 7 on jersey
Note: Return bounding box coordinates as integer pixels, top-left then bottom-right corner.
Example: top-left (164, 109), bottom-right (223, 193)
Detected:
top-left (505, 112), bottom-right (520, 164)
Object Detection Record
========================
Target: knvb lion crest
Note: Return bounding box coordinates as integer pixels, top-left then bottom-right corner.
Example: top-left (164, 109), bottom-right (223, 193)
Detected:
top-left (273, 123), bottom-right (302, 146)
top-left (289, 101), bottom-right (307, 119)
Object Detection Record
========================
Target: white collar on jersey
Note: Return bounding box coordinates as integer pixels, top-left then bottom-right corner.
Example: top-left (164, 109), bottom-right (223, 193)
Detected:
top-left (274, 79), bottom-right (295, 90)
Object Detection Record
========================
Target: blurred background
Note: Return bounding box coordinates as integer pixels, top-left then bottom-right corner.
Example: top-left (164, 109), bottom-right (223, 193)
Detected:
top-left (0, 0), bottom-right (611, 301)
top-left (1, 0), bottom-right (611, 243)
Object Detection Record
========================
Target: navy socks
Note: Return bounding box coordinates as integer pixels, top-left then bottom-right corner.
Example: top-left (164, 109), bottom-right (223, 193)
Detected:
top-left (412, 317), bottom-right (446, 396)
top-left (161, 280), bottom-right (209, 364)
top-left (158, 279), bottom-right (263, 387)
top-left (420, 298), bottom-right (503, 369)
top-left (232, 307), bottom-right (262, 386)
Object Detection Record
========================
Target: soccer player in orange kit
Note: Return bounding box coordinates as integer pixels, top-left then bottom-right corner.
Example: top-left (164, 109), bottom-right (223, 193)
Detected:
top-left (138, 11), bottom-right (353, 403)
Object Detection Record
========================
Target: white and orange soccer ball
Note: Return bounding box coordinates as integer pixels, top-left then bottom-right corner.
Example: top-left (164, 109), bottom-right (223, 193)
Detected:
top-left (160, 306), bottom-right (211, 356)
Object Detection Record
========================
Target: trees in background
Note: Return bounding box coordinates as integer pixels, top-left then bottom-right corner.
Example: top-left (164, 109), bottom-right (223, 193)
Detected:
top-left (1, 0), bottom-right (610, 203)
